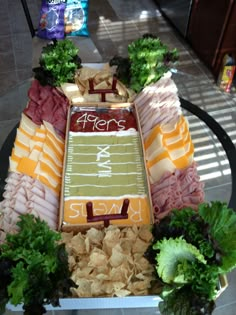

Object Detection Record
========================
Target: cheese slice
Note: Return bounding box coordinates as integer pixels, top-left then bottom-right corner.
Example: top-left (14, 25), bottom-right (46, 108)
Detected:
top-left (44, 121), bottom-right (64, 149)
top-left (20, 113), bottom-right (38, 135)
top-left (145, 115), bottom-right (194, 183)
top-left (17, 157), bottom-right (37, 178)
top-left (18, 126), bottom-right (32, 138)
top-left (14, 139), bottom-right (30, 153)
top-left (28, 147), bottom-right (43, 161)
top-left (10, 116), bottom-right (64, 195)
top-left (40, 161), bottom-right (61, 183)
top-left (40, 154), bottom-right (62, 175)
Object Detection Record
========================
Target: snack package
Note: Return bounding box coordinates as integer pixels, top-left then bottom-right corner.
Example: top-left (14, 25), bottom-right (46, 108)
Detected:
top-left (217, 54), bottom-right (236, 93)
top-left (64, 0), bottom-right (89, 37)
top-left (37, 0), bottom-right (66, 39)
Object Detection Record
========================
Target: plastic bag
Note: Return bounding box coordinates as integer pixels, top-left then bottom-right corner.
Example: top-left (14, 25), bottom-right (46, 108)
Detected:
top-left (64, 0), bottom-right (89, 37)
top-left (37, 0), bottom-right (66, 39)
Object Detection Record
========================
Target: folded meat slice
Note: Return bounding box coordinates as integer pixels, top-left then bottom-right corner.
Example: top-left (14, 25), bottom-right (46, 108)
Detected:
top-left (28, 79), bottom-right (40, 103)
top-left (24, 79), bottom-right (69, 137)
top-left (0, 208), bottom-right (20, 243)
top-left (151, 162), bottom-right (204, 221)
top-left (134, 72), bottom-right (182, 140)
top-left (0, 172), bottom-right (59, 232)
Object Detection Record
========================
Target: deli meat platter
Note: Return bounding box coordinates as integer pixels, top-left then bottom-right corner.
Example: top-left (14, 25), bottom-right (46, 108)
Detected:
top-left (0, 57), bottom-right (230, 314)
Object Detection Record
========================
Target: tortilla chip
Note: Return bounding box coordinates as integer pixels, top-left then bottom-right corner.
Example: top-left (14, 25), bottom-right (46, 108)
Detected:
top-left (109, 244), bottom-right (126, 267)
top-left (73, 279), bottom-right (92, 297)
top-left (68, 255), bottom-right (76, 271)
top-left (73, 266), bottom-right (93, 278)
top-left (63, 225), bottom-right (155, 298)
top-left (72, 64), bottom-right (134, 104)
top-left (115, 289), bottom-right (131, 297)
top-left (86, 227), bottom-right (104, 245)
top-left (61, 231), bottom-right (74, 243)
top-left (102, 227), bottom-right (121, 255)
top-left (70, 233), bottom-right (86, 255)
top-left (91, 279), bottom-right (105, 296)
top-left (88, 248), bottom-right (108, 267)
top-left (132, 237), bottom-right (150, 254)
top-left (138, 225), bottom-right (153, 243)
top-left (110, 263), bottom-right (131, 282)
top-left (78, 67), bottom-right (102, 81)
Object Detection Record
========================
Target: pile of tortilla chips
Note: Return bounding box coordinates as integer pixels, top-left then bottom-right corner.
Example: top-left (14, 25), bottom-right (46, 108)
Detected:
top-left (61, 225), bottom-right (155, 297)
top-left (60, 64), bottom-right (135, 104)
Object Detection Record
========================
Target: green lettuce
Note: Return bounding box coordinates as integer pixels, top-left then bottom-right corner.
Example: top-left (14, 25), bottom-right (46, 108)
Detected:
top-left (146, 201), bottom-right (236, 315)
top-left (159, 285), bottom-right (216, 315)
top-left (33, 39), bottom-right (82, 87)
top-left (128, 36), bottom-right (178, 92)
top-left (0, 214), bottom-right (76, 315)
top-left (199, 201), bottom-right (236, 273)
top-left (110, 35), bottom-right (178, 93)
top-left (153, 237), bottom-right (206, 284)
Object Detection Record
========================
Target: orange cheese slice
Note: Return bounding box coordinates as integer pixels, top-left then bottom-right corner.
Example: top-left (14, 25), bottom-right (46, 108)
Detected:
top-left (44, 121), bottom-right (64, 151)
top-left (144, 115), bottom-right (194, 183)
top-left (17, 157), bottom-right (37, 178)
top-left (39, 161), bottom-right (61, 183)
top-left (11, 149), bottom-right (21, 164)
top-left (9, 115), bottom-right (64, 195)
top-left (18, 126), bottom-right (32, 138)
top-left (14, 139), bottom-right (30, 153)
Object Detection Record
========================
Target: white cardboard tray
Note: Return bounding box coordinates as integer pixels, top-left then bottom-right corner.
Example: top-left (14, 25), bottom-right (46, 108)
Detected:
top-left (7, 296), bottom-right (162, 311)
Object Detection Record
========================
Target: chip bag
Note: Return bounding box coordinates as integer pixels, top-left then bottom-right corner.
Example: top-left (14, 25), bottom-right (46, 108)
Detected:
top-left (37, 0), bottom-right (66, 39)
top-left (64, 0), bottom-right (89, 37)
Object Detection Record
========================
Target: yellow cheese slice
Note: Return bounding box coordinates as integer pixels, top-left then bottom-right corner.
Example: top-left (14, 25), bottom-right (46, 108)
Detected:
top-left (14, 139), bottom-right (30, 153)
top-left (39, 161), bottom-right (61, 183)
top-left (44, 121), bottom-right (64, 149)
top-left (144, 115), bottom-right (194, 183)
top-left (20, 113), bottom-right (38, 135)
top-left (17, 157), bottom-right (37, 177)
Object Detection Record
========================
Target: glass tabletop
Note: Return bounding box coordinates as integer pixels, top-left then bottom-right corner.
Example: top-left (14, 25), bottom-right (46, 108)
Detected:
top-left (180, 98), bottom-right (236, 209)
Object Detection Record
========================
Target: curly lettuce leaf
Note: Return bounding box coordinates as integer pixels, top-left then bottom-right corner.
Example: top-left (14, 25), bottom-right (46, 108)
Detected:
top-left (177, 260), bottom-right (219, 300)
top-left (153, 237), bottom-right (206, 284)
top-left (0, 214), bottom-right (76, 315)
top-left (34, 39), bottom-right (81, 87)
top-left (199, 201), bottom-right (236, 273)
top-left (159, 285), bottom-right (216, 315)
top-left (127, 36), bottom-right (178, 92)
top-left (7, 262), bottom-right (28, 306)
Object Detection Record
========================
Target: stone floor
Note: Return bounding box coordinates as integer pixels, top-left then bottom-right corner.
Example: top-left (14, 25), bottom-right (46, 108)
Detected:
top-left (1, 0), bottom-right (236, 314)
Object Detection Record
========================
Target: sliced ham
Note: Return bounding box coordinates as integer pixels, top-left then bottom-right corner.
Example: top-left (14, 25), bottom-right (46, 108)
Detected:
top-left (134, 72), bottom-right (182, 140)
top-left (0, 172), bottom-right (59, 233)
top-left (27, 201), bottom-right (57, 221)
top-left (151, 162), bottom-right (205, 221)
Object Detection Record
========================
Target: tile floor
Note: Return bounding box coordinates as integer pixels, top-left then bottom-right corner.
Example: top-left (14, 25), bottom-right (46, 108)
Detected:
top-left (1, 0), bottom-right (236, 314)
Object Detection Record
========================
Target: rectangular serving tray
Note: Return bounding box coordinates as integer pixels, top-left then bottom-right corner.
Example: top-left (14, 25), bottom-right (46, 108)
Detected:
top-left (6, 64), bottom-right (229, 312)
